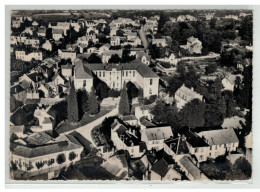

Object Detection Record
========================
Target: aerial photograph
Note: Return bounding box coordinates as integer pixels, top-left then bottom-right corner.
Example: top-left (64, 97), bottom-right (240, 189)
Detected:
top-left (9, 9), bottom-right (252, 181)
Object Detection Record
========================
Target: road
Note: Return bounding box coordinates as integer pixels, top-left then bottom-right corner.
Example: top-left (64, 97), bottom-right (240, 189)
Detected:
top-left (62, 107), bottom-right (119, 147)
top-left (138, 27), bottom-right (149, 49)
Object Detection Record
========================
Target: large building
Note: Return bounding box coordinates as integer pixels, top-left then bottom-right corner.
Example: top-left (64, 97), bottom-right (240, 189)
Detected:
top-left (73, 59), bottom-right (159, 97)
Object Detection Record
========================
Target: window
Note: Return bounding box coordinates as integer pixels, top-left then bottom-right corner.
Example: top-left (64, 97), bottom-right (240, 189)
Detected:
top-left (103, 72), bottom-right (105, 77)
top-left (194, 148), bottom-right (198, 153)
top-left (117, 76), bottom-right (119, 80)
top-left (200, 155), bottom-right (203, 160)
top-left (83, 80), bottom-right (86, 87)
top-left (99, 72), bottom-right (101, 77)
top-left (149, 88), bottom-right (152, 95)
top-left (210, 146), bottom-right (212, 150)
top-left (133, 71), bottom-right (135, 77)
top-left (150, 79), bottom-right (153, 85)
top-left (126, 71), bottom-right (128, 77)
top-left (209, 153), bottom-right (211, 157)
top-left (215, 145), bottom-right (217, 150)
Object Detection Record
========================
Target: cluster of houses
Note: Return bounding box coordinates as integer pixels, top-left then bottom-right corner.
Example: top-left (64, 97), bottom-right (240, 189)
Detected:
top-left (9, 12), bottom-right (251, 181)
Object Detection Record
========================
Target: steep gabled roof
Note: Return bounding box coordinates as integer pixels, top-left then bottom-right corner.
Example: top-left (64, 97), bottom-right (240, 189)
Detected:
top-left (74, 59), bottom-right (93, 79)
top-left (151, 158), bottom-right (169, 177)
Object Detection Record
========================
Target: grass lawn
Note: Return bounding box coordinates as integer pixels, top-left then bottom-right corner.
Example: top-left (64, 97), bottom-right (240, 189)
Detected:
top-left (55, 109), bottom-right (112, 134)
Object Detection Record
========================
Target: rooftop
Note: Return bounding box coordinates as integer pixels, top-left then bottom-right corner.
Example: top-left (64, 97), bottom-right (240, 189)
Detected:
top-left (197, 128), bottom-right (239, 146)
top-left (179, 155), bottom-right (202, 180)
top-left (144, 126), bottom-right (173, 141)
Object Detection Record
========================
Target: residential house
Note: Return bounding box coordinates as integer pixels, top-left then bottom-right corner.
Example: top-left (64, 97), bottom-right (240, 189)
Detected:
top-left (139, 118), bottom-right (156, 131)
top-left (98, 44), bottom-right (111, 55)
top-left (61, 64), bottom-right (73, 81)
top-left (52, 73), bottom-right (67, 86)
top-left (49, 22), bottom-right (70, 35)
top-left (34, 106), bottom-right (54, 131)
top-left (152, 38), bottom-right (167, 47)
top-left (135, 104), bottom-right (155, 121)
top-left (22, 27), bottom-right (34, 36)
top-left (52, 29), bottom-right (64, 41)
top-left (182, 130), bottom-right (209, 162)
top-left (19, 71), bottom-right (44, 89)
top-left (150, 158), bottom-right (182, 181)
top-left (58, 49), bottom-right (77, 61)
top-left (180, 36), bottom-right (202, 54)
top-left (10, 125), bottom-right (26, 138)
top-left (15, 49), bottom-right (43, 62)
top-left (136, 51), bottom-right (150, 65)
top-left (111, 36), bottom-right (121, 46)
top-left (24, 38), bottom-right (40, 48)
top-left (100, 154), bottom-right (128, 179)
top-left (197, 128), bottom-right (239, 159)
top-left (12, 20), bottom-right (22, 28)
top-left (178, 155), bottom-right (208, 181)
top-left (32, 21), bottom-right (38, 27)
top-left (42, 40), bottom-right (52, 51)
top-left (156, 53), bottom-right (179, 66)
top-left (111, 119), bottom-right (145, 158)
top-left (120, 115), bottom-right (138, 126)
top-left (10, 84), bottom-right (27, 101)
top-left (174, 84), bottom-right (203, 111)
top-left (141, 126), bottom-right (173, 151)
top-left (102, 49), bottom-right (123, 63)
top-left (38, 27), bottom-right (46, 37)
top-left (36, 64), bottom-right (54, 80)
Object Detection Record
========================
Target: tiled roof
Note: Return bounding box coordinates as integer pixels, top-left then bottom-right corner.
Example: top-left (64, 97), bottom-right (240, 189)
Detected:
top-left (120, 115), bottom-right (137, 122)
top-left (10, 84), bottom-right (25, 95)
top-left (183, 130), bottom-right (209, 148)
top-left (151, 158), bottom-right (169, 177)
top-left (103, 49), bottom-right (123, 57)
top-left (85, 62), bottom-right (158, 78)
top-left (179, 155), bottom-right (202, 180)
top-left (197, 128), bottom-right (239, 146)
top-left (144, 126), bottom-right (173, 141)
top-left (26, 131), bottom-right (54, 146)
top-left (52, 29), bottom-right (64, 34)
top-left (74, 59), bottom-right (93, 79)
top-left (140, 118), bottom-right (156, 128)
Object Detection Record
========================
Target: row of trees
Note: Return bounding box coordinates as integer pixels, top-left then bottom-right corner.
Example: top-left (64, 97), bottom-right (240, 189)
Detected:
top-left (67, 82), bottom-right (99, 123)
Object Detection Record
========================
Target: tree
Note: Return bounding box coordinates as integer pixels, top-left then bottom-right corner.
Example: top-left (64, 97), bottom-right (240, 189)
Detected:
top-left (205, 63), bottom-right (218, 75)
top-left (119, 85), bottom-right (130, 116)
top-left (176, 62), bottom-right (186, 75)
top-left (87, 87), bottom-right (99, 115)
top-left (77, 89), bottom-right (89, 118)
top-left (87, 53), bottom-right (102, 63)
top-left (179, 99), bottom-right (205, 128)
top-left (108, 54), bottom-right (122, 63)
top-left (67, 82), bottom-right (79, 122)
top-left (222, 90), bottom-right (236, 118)
top-left (56, 153), bottom-right (66, 166)
top-left (151, 100), bottom-right (170, 124)
top-left (68, 152), bottom-right (77, 161)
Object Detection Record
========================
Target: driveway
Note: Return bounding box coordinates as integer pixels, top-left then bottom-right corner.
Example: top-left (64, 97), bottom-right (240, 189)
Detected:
top-left (66, 107), bottom-right (118, 147)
